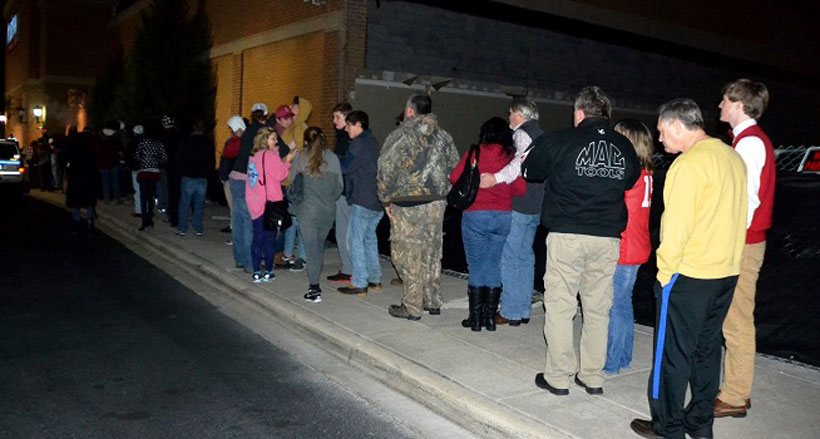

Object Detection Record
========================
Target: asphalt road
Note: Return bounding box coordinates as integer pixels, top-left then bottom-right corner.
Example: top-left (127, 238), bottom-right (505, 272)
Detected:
top-left (0, 193), bottom-right (428, 438)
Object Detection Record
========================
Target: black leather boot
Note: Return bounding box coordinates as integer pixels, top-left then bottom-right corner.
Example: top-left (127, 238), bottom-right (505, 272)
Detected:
top-left (461, 286), bottom-right (483, 332)
top-left (484, 287), bottom-right (502, 331)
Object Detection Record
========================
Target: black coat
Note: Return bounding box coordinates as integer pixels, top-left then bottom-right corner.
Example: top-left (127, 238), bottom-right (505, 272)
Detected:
top-left (65, 133), bottom-right (100, 208)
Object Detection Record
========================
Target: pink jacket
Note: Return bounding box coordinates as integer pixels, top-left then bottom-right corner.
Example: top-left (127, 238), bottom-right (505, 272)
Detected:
top-left (245, 149), bottom-right (290, 220)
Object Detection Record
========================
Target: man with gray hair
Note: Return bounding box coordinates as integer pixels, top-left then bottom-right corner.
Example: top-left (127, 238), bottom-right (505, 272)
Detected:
top-left (522, 86), bottom-right (640, 396)
top-left (630, 99), bottom-right (747, 439)
top-left (378, 93), bottom-right (460, 320)
top-left (479, 97), bottom-right (545, 326)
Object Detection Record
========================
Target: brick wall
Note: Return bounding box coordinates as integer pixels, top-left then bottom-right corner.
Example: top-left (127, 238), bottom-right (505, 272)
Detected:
top-left (212, 55), bottom-right (235, 155)
top-left (205, 0), bottom-right (343, 47)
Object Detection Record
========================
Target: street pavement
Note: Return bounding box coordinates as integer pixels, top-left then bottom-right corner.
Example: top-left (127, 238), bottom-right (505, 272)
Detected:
top-left (27, 189), bottom-right (820, 438)
top-left (0, 192), bottom-right (468, 439)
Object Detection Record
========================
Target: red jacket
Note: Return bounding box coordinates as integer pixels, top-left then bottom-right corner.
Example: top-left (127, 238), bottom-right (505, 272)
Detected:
top-left (619, 169), bottom-right (652, 265)
top-left (449, 143), bottom-right (525, 212)
top-left (733, 124), bottom-right (775, 244)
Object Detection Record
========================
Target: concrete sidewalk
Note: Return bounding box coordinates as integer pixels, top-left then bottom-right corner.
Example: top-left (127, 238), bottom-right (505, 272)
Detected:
top-left (32, 190), bottom-right (820, 438)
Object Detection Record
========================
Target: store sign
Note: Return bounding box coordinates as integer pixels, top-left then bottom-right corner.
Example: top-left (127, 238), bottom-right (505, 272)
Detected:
top-left (798, 146), bottom-right (820, 174)
top-left (6, 14), bottom-right (18, 51)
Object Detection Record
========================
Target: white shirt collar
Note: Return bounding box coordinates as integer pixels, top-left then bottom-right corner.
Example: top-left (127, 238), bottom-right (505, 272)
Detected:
top-left (733, 118), bottom-right (757, 137)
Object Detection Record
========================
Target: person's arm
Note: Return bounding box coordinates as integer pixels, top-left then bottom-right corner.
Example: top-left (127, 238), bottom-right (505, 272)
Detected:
top-left (485, 130), bottom-right (531, 187)
top-left (377, 131), bottom-right (401, 204)
top-left (655, 160), bottom-right (698, 286)
top-left (341, 141), bottom-right (360, 175)
top-left (734, 136), bottom-right (766, 229)
top-left (521, 134), bottom-right (552, 182)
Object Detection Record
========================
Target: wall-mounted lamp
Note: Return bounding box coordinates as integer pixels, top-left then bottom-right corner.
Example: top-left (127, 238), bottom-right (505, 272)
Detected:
top-left (32, 106), bottom-right (43, 123)
top-left (0, 114), bottom-right (6, 124)
top-left (17, 107), bottom-right (25, 123)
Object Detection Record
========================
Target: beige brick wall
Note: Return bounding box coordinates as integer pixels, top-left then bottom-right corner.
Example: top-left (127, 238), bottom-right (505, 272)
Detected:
top-left (213, 55), bottom-right (236, 157)
top-left (241, 31), bottom-right (331, 142)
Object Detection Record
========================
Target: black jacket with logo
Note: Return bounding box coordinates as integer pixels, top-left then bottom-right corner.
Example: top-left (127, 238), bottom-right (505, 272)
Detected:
top-left (521, 117), bottom-right (640, 238)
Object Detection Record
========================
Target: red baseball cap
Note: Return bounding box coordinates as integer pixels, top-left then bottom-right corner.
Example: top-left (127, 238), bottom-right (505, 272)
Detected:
top-left (275, 105), bottom-right (295, 120)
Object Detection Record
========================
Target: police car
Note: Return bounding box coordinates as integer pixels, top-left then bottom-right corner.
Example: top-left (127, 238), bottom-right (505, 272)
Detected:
top-left (0, 139), bottom-right (25, 192)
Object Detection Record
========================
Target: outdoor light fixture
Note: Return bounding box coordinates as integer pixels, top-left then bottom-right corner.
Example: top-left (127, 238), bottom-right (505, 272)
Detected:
top-left (16, 107), bottom-right (25, 123)
top-left (0, 114), bottom-right (6, 123)
top-left (32, 106), bottom-right (43, 120)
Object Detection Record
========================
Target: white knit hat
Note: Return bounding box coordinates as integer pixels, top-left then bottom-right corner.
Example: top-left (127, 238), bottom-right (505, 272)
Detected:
top-left (251, 103), bottom-right (268, 115)
top-left (133, 125), bottom-right (144, 135)
top-left (226, 115), bottom-right (246, 133)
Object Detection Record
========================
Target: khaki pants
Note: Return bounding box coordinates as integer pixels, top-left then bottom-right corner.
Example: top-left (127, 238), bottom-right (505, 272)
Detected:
top-left (543, 232), bottom-right (620, 388)
top-left (719, 241), bottom-right (766, 406)
top-left (391, 200), bottom-right (446, 317)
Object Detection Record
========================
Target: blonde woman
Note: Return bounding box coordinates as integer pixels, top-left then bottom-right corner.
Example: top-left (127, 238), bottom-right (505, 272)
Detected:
top-left (245, 127), bottom-right (294, 282)
top-left (291, 127), bottom-right (343, 303)
top-left (604, 119), bottom-right (655, 375)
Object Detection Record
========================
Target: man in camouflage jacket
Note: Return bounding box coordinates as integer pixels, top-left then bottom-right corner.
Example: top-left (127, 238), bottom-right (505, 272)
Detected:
top-left (378, 93), bottom-right (460, 320)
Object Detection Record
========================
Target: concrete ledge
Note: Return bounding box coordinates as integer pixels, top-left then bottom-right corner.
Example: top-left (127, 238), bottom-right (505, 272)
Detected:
top-left (31, 192), bottom-right (570, 439)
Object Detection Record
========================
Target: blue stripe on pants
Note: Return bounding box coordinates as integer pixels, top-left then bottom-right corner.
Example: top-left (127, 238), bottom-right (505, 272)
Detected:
top-left (652, 273), bottom-right (680, 400)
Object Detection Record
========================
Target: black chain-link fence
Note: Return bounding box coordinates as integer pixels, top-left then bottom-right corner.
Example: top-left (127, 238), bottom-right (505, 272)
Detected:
top-left (633, 148), bottom-right (820, 367)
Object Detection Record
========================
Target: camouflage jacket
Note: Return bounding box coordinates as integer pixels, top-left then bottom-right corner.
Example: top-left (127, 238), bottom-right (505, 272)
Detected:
top-left (377, 113), bottom-right (460, 204)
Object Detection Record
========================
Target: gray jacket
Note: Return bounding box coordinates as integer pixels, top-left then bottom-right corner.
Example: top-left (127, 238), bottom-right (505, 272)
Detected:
top-left (291, 149), bottom-right (343, 227)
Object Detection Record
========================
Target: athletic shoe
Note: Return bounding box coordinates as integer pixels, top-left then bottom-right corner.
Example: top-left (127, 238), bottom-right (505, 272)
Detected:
top-left (175, 230), bottom-right (186, 236)
top-left (532, 290), bottom-right (544, 304)
top-left (304, 286), bottom-right (322, 303)
top-left (289, 259), bottom-right (305, 272)
top-left (195, 231), bottom-right (203, 237)
top-left (252, 272), bottom-right (262, 283)
top-left (220, 225), bottom-right (231, 233)
top-left (262, 271), bottom-right (275, 282)
top-left (327, 271), bottom-right (352, 283)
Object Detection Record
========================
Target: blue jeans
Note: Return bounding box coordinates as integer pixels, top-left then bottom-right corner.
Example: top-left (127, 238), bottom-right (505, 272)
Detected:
top-left (500, 212), bottom-right (540, 320)
top-left (229, 178), bottom-right (252, 269)
top-left (283, 216), bottom-right (305, 260)
top-left (604, 263), bottom-right (640, 374)
top-left (99, 167), bottom-right (120, 201)
top-left (252, 217), bottom-right (278, 272)
top-left (178, 177), bottom-right (207, 233)
top-left (348, 204), bottom-right (384, 288)
top-left (461, 210), bottom-right (511, 288)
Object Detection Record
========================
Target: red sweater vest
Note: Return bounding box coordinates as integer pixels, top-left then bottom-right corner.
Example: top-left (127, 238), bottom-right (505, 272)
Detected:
top-left (733, 125), bottom-right (775, 243)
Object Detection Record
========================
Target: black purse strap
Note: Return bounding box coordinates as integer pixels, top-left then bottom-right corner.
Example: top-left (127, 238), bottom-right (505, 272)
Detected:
top-left (260, 150), bottom-right (270, 200)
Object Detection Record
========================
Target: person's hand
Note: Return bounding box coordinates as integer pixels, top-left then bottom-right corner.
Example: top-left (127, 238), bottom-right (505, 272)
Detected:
top-left (291, 104), bottom-right (299, 116)
top-left (479, 173), bottom-right (497, 188)
top-left (384, 204), bottom-right (395, 221)
top-left (285, 149), bottom-right (296, 163)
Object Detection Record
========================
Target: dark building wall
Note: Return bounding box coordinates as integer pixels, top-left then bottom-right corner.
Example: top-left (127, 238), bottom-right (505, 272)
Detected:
top-left (365, 1), bottom-right (820, 145)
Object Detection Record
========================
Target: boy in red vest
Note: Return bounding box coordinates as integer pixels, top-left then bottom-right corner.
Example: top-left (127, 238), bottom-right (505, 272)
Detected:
top-left (715, 79), bottom-right (776, 418)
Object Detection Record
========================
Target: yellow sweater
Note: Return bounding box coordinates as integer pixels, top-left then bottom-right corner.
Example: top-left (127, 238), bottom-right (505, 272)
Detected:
top-left (282, 97), bottom-right (312, 150)
top-left (656, 137), bottom-right (747, 285)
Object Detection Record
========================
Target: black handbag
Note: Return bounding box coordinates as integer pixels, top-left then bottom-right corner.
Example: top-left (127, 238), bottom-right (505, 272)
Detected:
top-left (447, 144), bottom-right (481, 210)
top-left (261, 152), bottom-right (292, 232)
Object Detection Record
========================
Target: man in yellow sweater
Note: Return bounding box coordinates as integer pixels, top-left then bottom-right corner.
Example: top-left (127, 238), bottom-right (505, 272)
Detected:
top-left (630, 99), bottom-right (747, 439)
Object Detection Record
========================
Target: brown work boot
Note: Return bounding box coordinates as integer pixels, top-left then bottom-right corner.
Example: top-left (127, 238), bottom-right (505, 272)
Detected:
top-left (714, 398), bottom-right (748, 418)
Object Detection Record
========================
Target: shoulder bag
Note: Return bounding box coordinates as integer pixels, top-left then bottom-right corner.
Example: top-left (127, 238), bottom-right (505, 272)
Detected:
top-left (261, 151), bottom-right (292, 232)
top-left (447, 144), bottom-right (481, 210)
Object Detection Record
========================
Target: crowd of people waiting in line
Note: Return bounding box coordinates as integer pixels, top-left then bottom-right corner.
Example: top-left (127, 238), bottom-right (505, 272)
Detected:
top-left (45, 77), bottom-right (773, 439)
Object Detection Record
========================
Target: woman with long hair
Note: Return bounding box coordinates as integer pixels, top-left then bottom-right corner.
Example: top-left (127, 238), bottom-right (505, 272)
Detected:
top-left (604, 119), bottom-right (655, 374)
top-left (290, 127), bottom-right (343, 303)
top-left (449, 117), bottom-right (525, 332)
top-left (245, 127), bottom-right (294, 282)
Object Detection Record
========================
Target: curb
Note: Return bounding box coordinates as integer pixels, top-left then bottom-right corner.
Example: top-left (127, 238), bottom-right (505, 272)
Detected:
top-left (32, 192), bottom-right (572, 439)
